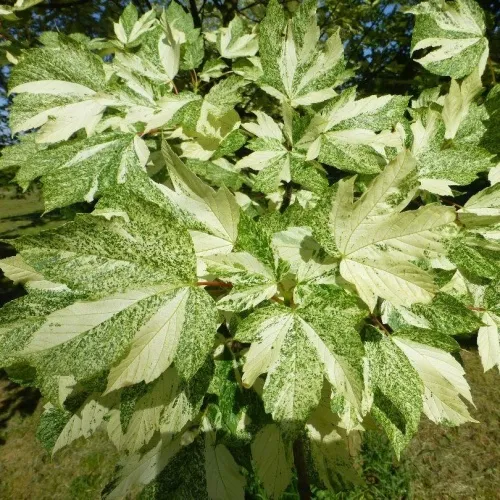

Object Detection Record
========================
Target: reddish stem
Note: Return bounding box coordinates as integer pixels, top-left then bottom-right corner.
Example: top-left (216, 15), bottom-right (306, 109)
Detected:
top-left (467, 306), bottom-right (487, 312)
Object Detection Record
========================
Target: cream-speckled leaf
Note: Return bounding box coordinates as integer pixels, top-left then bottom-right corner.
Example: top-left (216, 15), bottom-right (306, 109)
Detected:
top-left (165, 1), bottom-right (204, 71)
top-left (12, 133), bottom-right (149, 211)
top-left (271, 226), bottom-right (322, 272)
top-left (259, 0), bottom-right (344, 106)
top-left (297, 88), bottom-right (408, 174)
top-left (13, 188), bottom-right (196, 295)
top-left (0, 187), bottom-right (202, 398)
top-left (0, 0), bottom-right (43, 19)
top-left (393, 336), bottom-right (477, 425)
top-left (122, 19), bottom-right (182, 84)
top-left (476, 309), bottom-right (500, 370)
top-left (332, 151), bottom-right (453, 310)
top-left (114, 5), bottom-right (156, 47)
top-left (458, 183), bottom-right (500, 228)
top-left (107, 433), bottom-right (186, 499)
top-left (442, 72), bottom-right (483, 140)
top-left (364, 328), bottom-right (422, 457)
top-left (203, 251), bottom-right (277, 311)
top-left (236, 307), bottom-right (323, 427)
top-left (339, 251), bottom-right (436, 313)
top-left (159, 364), bottom-right (209, 435)
top-left (9, 36), bottom-right (110, 142)
top-left (205, 430), bottom-right (246, 500)
top-left (236, 292), bottom-right (365, 430)
top-left (0, 255), bottom-right (44, 284)
top-left (106, 286), bottom-right (217, 391)
top-left (477, 312), bottom-right (500, 373)
top-left (411, 105), bottom-right (495, 187)
top-left (161, 140), bottom-right (240, 248)
top-left (143, 93), bottom-right (200, 132)
top-left (122, 371), bottom-right (177, 453)
top-left (217, 16), bottom-right (258, 59)
top-left (23, 288), bottom-right (169, 353)
top-left (217, 283), bottom-right (278, 313)
top-left (53, 393), bottom-right (116, 455)
top-left (306, 401), bottom-right (362, 490)
top-left (242, 111), bottom-right (283, 141)
top-left (489, 164), bottom-right (500, 186)
top-left (409, 0), bottom-right (489, 79)
top-left (295, 285), bottom-right (367, 430)
top-left (251, 424), bottom-right (293, 499)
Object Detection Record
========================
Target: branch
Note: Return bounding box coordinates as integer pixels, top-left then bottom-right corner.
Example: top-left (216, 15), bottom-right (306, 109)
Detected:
top-left (293, 437), bottom-right (312, 500)
top-left (488, 57), bottom-right (497, 85)
top-left (280, 182), bottom-right (293, 213)
top-left (347, 3), bottom-right (395, 57)
top-left (239, 0), bottom-right (265, 12)
top-left (34, 0), bottom-right (93, 8)
top-left (188, 0), bottom-right (202, 28)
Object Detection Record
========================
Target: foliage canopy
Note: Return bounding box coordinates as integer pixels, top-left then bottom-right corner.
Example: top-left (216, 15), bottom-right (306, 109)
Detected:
top-left (0, 0), bottom-right (500, 497)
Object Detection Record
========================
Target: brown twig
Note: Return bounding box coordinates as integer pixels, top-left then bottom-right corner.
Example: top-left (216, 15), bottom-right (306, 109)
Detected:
top-left (270, 295), bottom-right (286, 305)
top-left (293, 437), bottom-right (312, 500)
top-left (488, 57), bottom-right (497, 85)
top-left (441, 198), bottom-right (463, 209)
top-left (371, 315), bottom-right (390, 335)
top-left (467, 306), bottom-right (487, 312)
top-left (35, 0), bottom-right (93, 8)
top-left (196, 281), bottom-right (233, 288)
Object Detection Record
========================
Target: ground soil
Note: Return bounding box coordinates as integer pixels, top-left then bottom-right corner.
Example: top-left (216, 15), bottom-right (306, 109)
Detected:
top-left (0, 350), bottom-right (498, 500)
